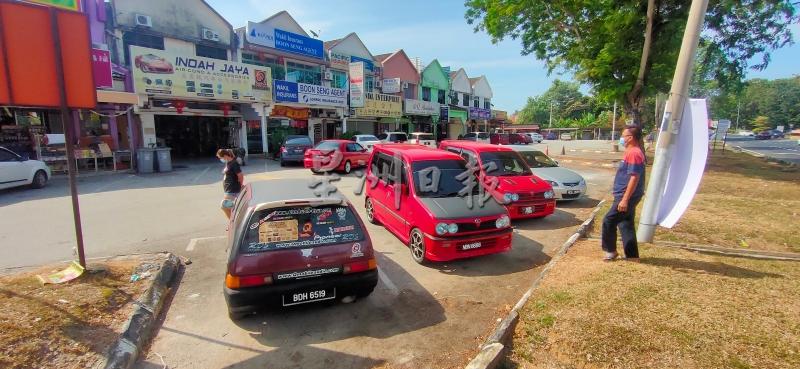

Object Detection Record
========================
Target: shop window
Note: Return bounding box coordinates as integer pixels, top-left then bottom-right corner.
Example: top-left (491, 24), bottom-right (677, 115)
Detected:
top-left (473, 97), bottom-right (480, 108)
top-left (365, 75), bottom-right (375, 93)
top-left (286, 61), bottom-right (321, 85)
top-left (122, 32), bottom-right (164, 64)
top-left (196, 44), bottom-right (228, 61)
top-left (484, 99), bottom-right (491, 110)
top-left (241, 53), bottom-right (286, 80)
top-left (462, 93), bottom-right (471, 107)
top-left (404, 83), bottom-right (415, 99)
top-left (421, 87), bottom-right (431, 102)
top-left (331, 70), bottom-right (347, 89)
top-left (438, 90), bottom-right (446, 104)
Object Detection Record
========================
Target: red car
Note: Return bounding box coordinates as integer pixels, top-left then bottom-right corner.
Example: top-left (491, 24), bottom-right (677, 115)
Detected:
top-left (303, 139), bottom-right (370, 174)
top-left (134, 54), bottom-right (174, 74)
top-left (509, 133), bottom-right (533, 144)
top-left (439, 140), bottom-right (556, 219)
top-left (364, 144), bottom-right (513, 264)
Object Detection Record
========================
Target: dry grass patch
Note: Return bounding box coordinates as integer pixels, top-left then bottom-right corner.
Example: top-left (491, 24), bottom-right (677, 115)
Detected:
top-left (591, 150), bottom-right (799, 252)
top-left (506, 239), bottom-right (800, 369)
top-left (0, 260), bottom-right (150, 369)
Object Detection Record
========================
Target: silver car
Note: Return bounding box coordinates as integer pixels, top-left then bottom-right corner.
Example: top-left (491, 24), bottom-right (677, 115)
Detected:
top-left (507, 145), bottom-right (586, 200)
top-left (352, 134), bottom-right (381, 151)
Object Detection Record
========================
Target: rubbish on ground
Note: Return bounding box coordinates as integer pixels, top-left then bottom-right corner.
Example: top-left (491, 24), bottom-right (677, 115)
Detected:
top-left (58, 299), bottom-right (69, 304)
top-left (37, 261), bottom-right (85, 284)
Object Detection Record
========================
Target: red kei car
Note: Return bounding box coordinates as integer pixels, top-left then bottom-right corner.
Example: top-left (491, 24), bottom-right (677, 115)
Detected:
top-left (439, 141), bottom-right (556, 219)
top-left (303, 140), bottom-right (370, 174)
top-left (364, 144), bottom-right (513, 264)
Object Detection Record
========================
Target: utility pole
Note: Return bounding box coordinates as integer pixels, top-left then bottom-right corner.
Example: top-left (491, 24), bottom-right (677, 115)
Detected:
top-left (735, 101), bottom-right (741, 132)
top-left (611, 100), bottom-right (617, 141)
top-left (637, 0), bottom-right (709, 243)
top-left (549, 100), bottom-right (554, 128)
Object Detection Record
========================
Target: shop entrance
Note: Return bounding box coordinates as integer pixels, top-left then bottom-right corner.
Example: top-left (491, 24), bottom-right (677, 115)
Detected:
top-left (154, 115), bottom-right (237, 159)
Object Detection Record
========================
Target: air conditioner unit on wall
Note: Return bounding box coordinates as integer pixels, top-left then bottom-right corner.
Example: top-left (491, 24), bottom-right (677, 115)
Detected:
top-left (324, 71), bottom-right (333, 80)
top-left (202, 28), bottom-right (220, 42)
top-left (375, 80), bottom-right (382, 87)
top-left (135, 14), bottom-right (152, 28)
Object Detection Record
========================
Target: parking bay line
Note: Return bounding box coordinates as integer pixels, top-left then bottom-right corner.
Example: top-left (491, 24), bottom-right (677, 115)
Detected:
top-left (378, 269), bottom-right (400, 295)
top-left (191, 166), bottom-right (211, 184)
top-left (186, 236), bottom-right (226, 251)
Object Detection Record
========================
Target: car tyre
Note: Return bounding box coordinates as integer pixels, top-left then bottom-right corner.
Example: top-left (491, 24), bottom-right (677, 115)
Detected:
top-left (356, 285), bottom-right (376, 298)
top-left (280, 160), bottom-right (286, 167)
top-left (365, 198), bottom-right (380, 225)
top-left (228, 310), bottom-right (249, 321)
top-left (31, 170), bottom-right (47, 189)
top-left (344, 160), bottom-right (352, 174)
top-left (408, 228), bottom-right (428, 265)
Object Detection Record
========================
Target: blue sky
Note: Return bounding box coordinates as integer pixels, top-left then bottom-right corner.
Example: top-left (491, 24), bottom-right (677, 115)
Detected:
top-left (207, 0), bottom-right (800, 113)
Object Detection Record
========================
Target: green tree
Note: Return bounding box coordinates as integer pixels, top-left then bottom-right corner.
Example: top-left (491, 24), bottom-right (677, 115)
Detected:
top-left (517, 79), bottom-right (591, 126)
top-left (751, 115), bottom-right (770, 132)
top-left (465, 0), bottom-right (798, 125)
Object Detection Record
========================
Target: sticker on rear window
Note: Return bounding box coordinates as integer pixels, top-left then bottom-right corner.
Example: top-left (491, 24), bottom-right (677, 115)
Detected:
top-left (243, 206), bottom-right (365, 253)
top-left (258, 219), bottom-right (299, 244)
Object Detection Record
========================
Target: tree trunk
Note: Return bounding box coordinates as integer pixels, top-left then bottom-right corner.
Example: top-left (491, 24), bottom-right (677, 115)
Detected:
top-left (626, 0), bottom-right (656, 127)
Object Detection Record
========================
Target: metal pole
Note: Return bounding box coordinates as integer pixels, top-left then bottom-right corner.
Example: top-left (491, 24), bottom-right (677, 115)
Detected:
top-left (735, 101), bottom-right (740, 132)
top-left (549, 101), bottom-right (553, 128)
top-left (637, 0), bottom-right (709, 243)
top-left (611, 101), bottom-right (617, 141)
top-left (50, 9), bottom-right (87, 268)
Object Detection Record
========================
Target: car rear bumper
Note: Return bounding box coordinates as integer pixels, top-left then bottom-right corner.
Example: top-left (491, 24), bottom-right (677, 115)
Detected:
top-left (423, 228), bottom-right (513, 262)
top-left (506, 200), bottom-right (556, 219)
top-left (281, 153), bottom-right (305, 162)
top-left (224, 269), bottom-right (378, 312)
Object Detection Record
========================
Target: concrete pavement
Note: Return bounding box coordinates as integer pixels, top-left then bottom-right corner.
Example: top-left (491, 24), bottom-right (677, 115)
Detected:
top-left (725, 136), bottom-right (800, 164)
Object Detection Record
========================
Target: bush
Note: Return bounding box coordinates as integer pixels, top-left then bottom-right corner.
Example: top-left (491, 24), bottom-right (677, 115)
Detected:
top-left (339, 131), bottom-right (362, 140)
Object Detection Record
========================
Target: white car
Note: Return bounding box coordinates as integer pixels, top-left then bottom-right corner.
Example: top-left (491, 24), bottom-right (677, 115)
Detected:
top-left (408, 132), bottom-right (436, 147)
top-left (0, 146), bottom-right (51, 190)
top-left (377, 132), bottom-right (408, 143)
top-left (462, 132), bottom-right (490, 143)
top-left (507, 145), bottom-right (586, 200)
top-left (352, 134), bottom-right (381, 151)
top-left (737, 130), bottom-right (754, 137)
top-left (525, 132), bottom-right (543, 143)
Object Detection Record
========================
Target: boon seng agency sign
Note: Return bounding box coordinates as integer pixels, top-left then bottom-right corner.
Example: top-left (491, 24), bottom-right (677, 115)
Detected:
top-left (246, 22), bottom-right (324, 60)
top-left (130, 46), bottom-right (272, 103)
top-left (274, 80), bottom-right (347, 107)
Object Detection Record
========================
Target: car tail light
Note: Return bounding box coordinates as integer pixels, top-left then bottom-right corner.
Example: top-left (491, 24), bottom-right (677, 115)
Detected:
top-left (343, 258), bottom-right (377, 274)
top-left (280, 146), bottom-right (287, 153)
top-left (225, 273), bottom-right (273, 289)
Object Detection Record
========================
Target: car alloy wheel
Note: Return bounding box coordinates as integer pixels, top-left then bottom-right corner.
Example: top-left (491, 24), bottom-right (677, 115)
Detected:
top-left (344, 160), bottom-right (352, 174)
top-left (32, 170), bottom-right (47, 189)
top-left (365, 198), bottom-right (379, 224)
top-left (409, 229), bottom-right (426, 264)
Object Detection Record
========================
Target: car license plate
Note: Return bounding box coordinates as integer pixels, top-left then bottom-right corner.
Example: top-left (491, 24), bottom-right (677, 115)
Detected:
top-left (522, 207), bottom-right (533, 214)
top-left (282, 287), bottom-right (336, 306)
top-left (462, 242), bottom-right (482, 250)
top-left (567, 190), bottom-right (579, 195)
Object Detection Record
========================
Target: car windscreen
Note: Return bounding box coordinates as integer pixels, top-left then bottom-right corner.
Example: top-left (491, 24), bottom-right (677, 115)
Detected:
top-left (358, 135), bottom-right (379, 142)
top-left (242, 205), bottom-right (365, 253)
top-left (415, 134), bottom-right (434, 140)
top-left (392, 133), bottom-right (408, 141)
top-left (517, 151), bottom-right (558, 168)
top-left (411, 160), bottom-right (478, 198)
top-left (286, 137), bottom-right (311, 145)
top-left (479, 151), bottom-right (533, 176)
top-left (314, 141), bottom-right (340, 151)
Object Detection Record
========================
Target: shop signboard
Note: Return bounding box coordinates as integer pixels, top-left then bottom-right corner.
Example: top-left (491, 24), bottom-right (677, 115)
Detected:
top-left (350, 55), bottom-right (374, 72)
top-left (354, 93), bottom-right (402, 118)
top-left (382, 78), bottom-right (401, 94)
top-left (25, 0), bottom-right (80, 11)
top-left (130, 46), bottom-right (272, 103)
top-left (349, 62), bottom-right (365, 108)
top-left (272, 105), bottom-right (310, 120)
top-left (439, 105), bottom-right (449, 122)
top-left (492, 110), bottom-right (508, 120)
top-left (91, 48), bottom-right (113, 89)
top-left (273, 80), bottom-right (346, 107)
top-left (245, 22), bottom-right (323, 60)
top-left (329, 51), bottom-right (350, 70)
top-left (404, 98), bottom-right (439, 116)
top-left (469, 107), bottom-right (491, 120)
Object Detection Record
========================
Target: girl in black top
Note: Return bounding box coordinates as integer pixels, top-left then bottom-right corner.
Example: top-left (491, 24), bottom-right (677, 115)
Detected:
top-left (217, 149), bottom-right (244, 219)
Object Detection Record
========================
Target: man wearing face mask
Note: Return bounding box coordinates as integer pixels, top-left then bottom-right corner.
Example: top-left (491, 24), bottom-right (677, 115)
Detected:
top-left (217, 149), bottom-right (244, 219)
top-left (602, 124), bottom-right (646, 261)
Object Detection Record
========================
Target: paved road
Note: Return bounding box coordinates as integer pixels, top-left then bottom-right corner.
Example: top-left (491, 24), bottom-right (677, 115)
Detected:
top-left (725, 136), bottom-right (800, 164)
top-left (0, 157), bottom-right (614, 369)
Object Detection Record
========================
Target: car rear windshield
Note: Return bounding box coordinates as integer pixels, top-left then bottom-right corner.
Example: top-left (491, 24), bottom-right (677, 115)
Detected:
top-left (415, 134), bottom-right (434, 140)
top-left (517, 151), bottom-right (558, 168)
top-left (411, 160), bottom-right (478, 198)
top-left (315, 141), bottom-right (340, 151)
top-left (391, 133), bottom-right (408, 141)
top-left (286, 137), bottom-right (311, 145)
top-left (358, 135), bottom-right (379, 142)
top-left (241, 205), bottom-right (364, 253)
top-left (479, 151), bottom-right (532, 176)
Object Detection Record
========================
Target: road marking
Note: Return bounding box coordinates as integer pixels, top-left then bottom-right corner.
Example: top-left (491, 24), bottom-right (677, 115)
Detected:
top-left (378, 269), bottom-right (399, 295)
top-left (186, 236), bottom-right (225, 251)
top-left (191, 166), bottom-right (211, 184)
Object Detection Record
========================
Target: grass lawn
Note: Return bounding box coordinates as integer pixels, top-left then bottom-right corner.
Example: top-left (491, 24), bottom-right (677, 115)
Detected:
top-left (506, 239), bottom-right (800, 369)
top-left (592, 149), bottom-right (800, 253)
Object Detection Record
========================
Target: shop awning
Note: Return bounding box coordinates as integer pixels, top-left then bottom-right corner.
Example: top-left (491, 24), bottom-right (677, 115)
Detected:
top-left (96, 90), bottom-right (139, 105)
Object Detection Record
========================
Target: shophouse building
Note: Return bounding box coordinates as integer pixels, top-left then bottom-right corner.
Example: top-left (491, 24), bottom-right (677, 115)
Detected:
top-left (418, 59), bottom-right (452, 139)
top-left (448, 68), bottom-right (472, 134)
top-left (369, 50), bottom-right (416, 133)
top-left (323, 33), bottom-right (378, 136)
top-left (468, 76), bottom-right (493, 132)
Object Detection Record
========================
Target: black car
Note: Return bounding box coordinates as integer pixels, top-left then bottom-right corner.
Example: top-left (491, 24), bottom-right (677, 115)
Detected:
top-left (755, 131), bottom-right (772, 140)
top-left (279, 135), bottom-right (313, 166)
top-left (770, 130), bottom-right (785, 139)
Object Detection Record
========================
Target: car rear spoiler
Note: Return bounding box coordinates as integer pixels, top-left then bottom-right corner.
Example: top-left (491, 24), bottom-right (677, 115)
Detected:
top-left (253, 197), bottom-right (345, 213)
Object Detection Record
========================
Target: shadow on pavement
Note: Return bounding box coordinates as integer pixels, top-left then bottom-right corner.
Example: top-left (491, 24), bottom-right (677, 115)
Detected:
top-left (513, 209), bottom-right (583, 232)
top-left (640, 258), bottom-right (784, 279)
top-left (219, 345), bottom-right (385, 369)
top-left (556, 197), bottom-right (600, 209)
top-left (229, 253), bottom-right (445, 350)
top-left (427, 232), bottom-right (551, 277)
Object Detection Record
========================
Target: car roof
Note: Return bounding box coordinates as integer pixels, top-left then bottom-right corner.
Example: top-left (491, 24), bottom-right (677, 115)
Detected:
top-left (439, 140), bottom-right (514, 152)
top-left (247, 179), bottom-right (345, 207)
top-left (382, 131), bottom-right (407, 134)
top-left (318, 139), bottom-right (350, 143)
top-left (374, 144), bottom-right (463, 161)
top-left (410, 132), bottom-right (433, 135)
top-left (354, 134), bottom-right (378, 137)
top-left (505, 145), bottom-right (543, 152)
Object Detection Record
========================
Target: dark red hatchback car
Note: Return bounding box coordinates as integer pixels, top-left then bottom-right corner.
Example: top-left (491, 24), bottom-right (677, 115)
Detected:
top-left (224, 179), bottom-right (378, 319)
